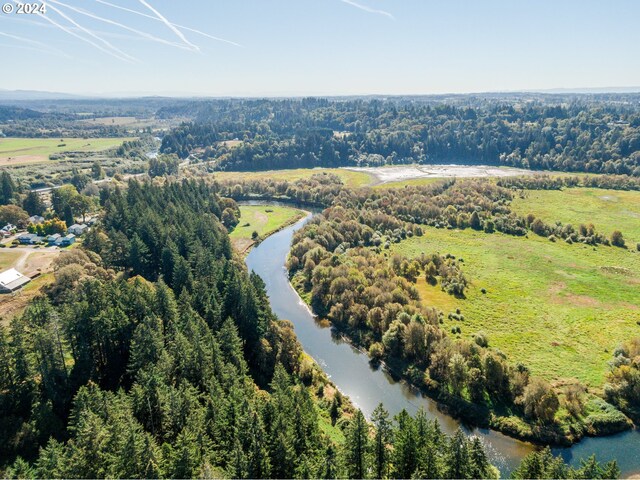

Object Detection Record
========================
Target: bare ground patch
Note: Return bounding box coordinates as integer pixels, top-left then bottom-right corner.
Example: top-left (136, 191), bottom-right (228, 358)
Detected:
top-left (346, 164), bottom-right (536, 185)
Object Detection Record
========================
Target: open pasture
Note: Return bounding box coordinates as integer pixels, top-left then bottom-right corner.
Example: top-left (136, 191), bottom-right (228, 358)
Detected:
top-left (511, 187), bottom-right (640, 245)
top-left (229, 205), bottom-right (306, 253)
top-left (393, 227), bottom-right (640, 387)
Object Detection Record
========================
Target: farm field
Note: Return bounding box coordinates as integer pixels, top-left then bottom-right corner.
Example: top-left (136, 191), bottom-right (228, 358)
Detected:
top-left (229, 205), bottom-right (306, 253)
top-left (214, 167), bottom-right (373, 188)
top-left (511, 187), bottom-right (640, 245)
top-left (392, 227), bottom-right (640, 388)
top-left (0, 137), bottom-right (136, 165)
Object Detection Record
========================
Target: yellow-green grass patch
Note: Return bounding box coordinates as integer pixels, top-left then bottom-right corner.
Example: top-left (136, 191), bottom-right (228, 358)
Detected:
top-left (392, 228), bottom-right (640, 387)
top-left (0, 250), bottom-right (24, 271)
top-left (511, 187), bottom-right (640, 245)
top-left (214, 168), bottom-right (374, 188)
top-left (0, 137), bottom-right (137, 165)
top-left (229, 205), bottom-right (306, 253)
top-left (374, 177), bottom-right (446, 189)
top-left (219, 140), bottom-right (243, 148)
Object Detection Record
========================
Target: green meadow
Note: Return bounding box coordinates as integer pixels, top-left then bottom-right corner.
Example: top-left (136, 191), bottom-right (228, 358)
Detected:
top-left (511, 187), bottom-right (640, 245)
top-left (229, 205), bottom-right (306, 253)
top-left (392, 226), bottom-right (640, 388)
top-left (214, 167), bottom-right (373, 188)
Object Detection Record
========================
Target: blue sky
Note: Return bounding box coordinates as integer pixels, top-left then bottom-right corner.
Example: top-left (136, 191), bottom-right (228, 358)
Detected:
top-left (1, 0), bottom-right (639, 96)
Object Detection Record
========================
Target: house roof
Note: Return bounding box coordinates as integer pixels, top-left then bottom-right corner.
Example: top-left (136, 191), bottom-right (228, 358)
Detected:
top-left (0, 268), bottom-right (30, 291)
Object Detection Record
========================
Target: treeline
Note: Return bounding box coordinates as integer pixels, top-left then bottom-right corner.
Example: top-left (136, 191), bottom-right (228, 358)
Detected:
top-left (605, 338), bottom-right (640, 421)
top-left (0, 172), bottom-right (96, 231)
top-left (497, 173), bottom-right (640, 191)
top-left (159, 96), bottom-right (640, 175)
top-left (0, 105), bottom-right (148, 138)
top-left (218, 173), bottom-right (627, 248)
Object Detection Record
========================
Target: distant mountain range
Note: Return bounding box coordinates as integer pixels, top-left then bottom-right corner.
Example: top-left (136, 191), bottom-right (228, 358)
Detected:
top-left (0, 89), bottom-right (86, 101)
top-left (0, 87), bottom-right (639, 101)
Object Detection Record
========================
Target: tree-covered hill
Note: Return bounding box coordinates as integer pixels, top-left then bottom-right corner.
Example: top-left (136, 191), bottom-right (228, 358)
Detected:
top-left (159, 95), bottom-right (640, 175)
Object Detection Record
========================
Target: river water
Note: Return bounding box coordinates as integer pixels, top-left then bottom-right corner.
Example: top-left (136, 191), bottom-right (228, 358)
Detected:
top-left (245, 212), bottom-right (640, 477)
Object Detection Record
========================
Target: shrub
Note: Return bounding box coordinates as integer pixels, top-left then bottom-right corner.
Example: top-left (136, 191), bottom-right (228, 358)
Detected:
top-left (474, 332), bottom-right (489, 348)
top-left (611, 230), bottom-right (625, 248)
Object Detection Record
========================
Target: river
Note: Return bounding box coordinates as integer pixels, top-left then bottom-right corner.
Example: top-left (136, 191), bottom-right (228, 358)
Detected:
top-left (245, 211), bottom-right (640, 477)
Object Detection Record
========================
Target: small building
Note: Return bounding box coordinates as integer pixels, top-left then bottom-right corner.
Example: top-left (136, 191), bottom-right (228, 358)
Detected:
top-left (67, 223), bottom-right (89, 236)
top-left (47, 233), bottom-right (61, 245)
top-left (59, 234), bottom-right (75, 246)
top-left (18, 233), bottom-right (42, 245)
top-left (0, 268), bottom-right (31, 293)
top-left (1, 223), bottom-right (15, 237)
top-left (28, 215), bottom-right (44, 224)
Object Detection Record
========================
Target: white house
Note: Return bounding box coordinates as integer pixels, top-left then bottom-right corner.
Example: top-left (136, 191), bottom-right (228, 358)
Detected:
top-left (1, 223), bottom-right (15, 237)
top-left (0, 268), bottom-right (31, 293)
top-left (28, 215), bottom-right (45, 224)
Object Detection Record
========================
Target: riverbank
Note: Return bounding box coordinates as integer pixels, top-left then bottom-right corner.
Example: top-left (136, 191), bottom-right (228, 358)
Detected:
top-left (246, 211), bottom-right (640, 477)
top-left (230, 203), bottom-right (308, 255)
top-left (288, 268), bottom-right (632, 447)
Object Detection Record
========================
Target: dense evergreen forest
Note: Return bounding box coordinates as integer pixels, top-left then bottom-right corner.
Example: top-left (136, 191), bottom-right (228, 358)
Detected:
top-left (158, 95), bottom-right (640, 175)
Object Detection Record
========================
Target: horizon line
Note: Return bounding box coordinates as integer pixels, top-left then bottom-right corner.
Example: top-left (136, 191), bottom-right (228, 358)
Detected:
top-left (1, 86), bottom-right (640, 101)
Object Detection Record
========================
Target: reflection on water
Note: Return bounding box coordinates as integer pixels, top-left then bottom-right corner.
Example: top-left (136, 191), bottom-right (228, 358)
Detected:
top-left (246, 212), bottom-right (640, 478)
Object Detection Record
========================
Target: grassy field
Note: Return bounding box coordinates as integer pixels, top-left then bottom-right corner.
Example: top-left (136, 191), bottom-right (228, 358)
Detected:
top-left (0, 137), bottom-right (135, 164)
top-left (392, 228), bottom-right (640, 387)
top-left (374, 177), bottom-right (445, 188)
top-left (0, 246), bottom-right (61, 325)
top-left (511, 187), bottom-right (640, 246)
top-left (0, 250), bottom-right (23, 271)
top-left (214, 168), bottom-right (373, 189)
top-left (229, 205), bottom-right (306, 253)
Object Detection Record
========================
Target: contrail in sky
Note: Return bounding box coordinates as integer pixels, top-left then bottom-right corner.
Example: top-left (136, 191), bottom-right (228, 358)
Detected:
top-left (94, 0), bottom-right (242, 48)
top-left (43, 1), bottom-right (137, 61)
top-left (136, 0), bottom-right (199, 51)
top-left (48, 0), bottom-right (193, 51)
top-left (340, 0), bottom-right (395, 20)
top-left (11, 0), bottom-right (134, 62)
top-left (0, 29), bottom-right (73, 58)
